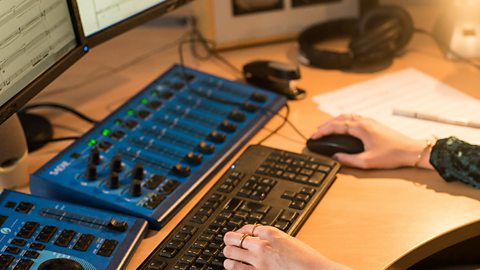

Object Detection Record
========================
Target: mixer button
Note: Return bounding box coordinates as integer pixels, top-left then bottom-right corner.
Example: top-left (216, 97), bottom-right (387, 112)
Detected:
top-left (198, 141), bottom-right (215, 154)
top-left (172, 82), bottom-right (185, 90)
top-left (250, 92), bottom-right (267, 103)
top-left (110, 155), bottom-right (123, 172)
top-left (109, 130), bottom-right (125, 140)
top-left (73, 234), bottom-right (95, 251)
top-left (98, 141), bottom-right (112, 151)
top-left (145, 175), bottom-right (165, 190)
top-left (159, 180), bottom-right (180, 194)
top-left (0, 254), bottom-right (15, 268)
top-left (220, 120), bottom-right (237, 133)
top-left (123, 120), bottom-right (138, 130)
top-left (13, 258), bottom-right (33, 270)
top-left (85, 164), bottom-right (98, 181)
top-left (173, 163), bottom-right (191, 177)
top-left (4, 246), bottom-right (20, 255)
top-left (15, 202), bottom-right (34, 214)
top-left (241, 102), bottom-right (258, 112)
top-left (108, 219), bottom-right (129, 232)
top-left (10, 239), bottom-right (27, 246)
top-left (54, 230), bottom-right (76, 247)
top-left (159, 91), bottom-right (174, 99)
top-left (228, 110), bottom-right (246, 122)
top-left (133, 164), bottom-right (145, 180)
top-left (89, 147), bottom-right (101, 165)
top-left (136, 110), bottom-right (151, 119)
top-left (208, 131), bottom-right (226, 143)
top-left (35, 226), bottom-right (57, 243)
top-left (129, 179), bottom-right (143, 197)
top-left (17, 222), bottom-right (39, 239)
top-left (107, 172), bottom-right (120, 189)
top-left (29, 243), bottom-right (45, 250)
top-left (97, 239), bottom-right (118, 257)
top-left (147, 100), bottom-right (163, 110)
top-left (186, 152), bottom-right (203, 165)
top-left (23, 250), bottom-right (39, 259)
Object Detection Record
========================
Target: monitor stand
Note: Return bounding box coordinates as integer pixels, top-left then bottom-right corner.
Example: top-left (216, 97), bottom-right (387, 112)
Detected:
top-left (17, 111), bottom-right (54, 152)
top-left (0, 114), bottom-right (30, 189)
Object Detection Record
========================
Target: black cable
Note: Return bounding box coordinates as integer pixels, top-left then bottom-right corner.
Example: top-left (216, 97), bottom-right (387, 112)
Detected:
top-left (21, 102), bottom-right (98, 124)
top-left (414, 28), bottom-right (480, 70)
top-left (257, 104), bottom-right (290, 145)
top-left (187, 21), bottom-right (244, 78)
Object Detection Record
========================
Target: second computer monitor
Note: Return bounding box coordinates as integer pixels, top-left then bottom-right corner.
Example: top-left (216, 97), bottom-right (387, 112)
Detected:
top-left (76, 0), bottom-right (193, 46)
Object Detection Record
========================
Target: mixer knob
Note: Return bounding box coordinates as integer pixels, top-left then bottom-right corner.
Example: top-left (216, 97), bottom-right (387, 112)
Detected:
top-left (85, 164), bottom-right (97, 181)
top-left (228, 110), bottom-right (246, 122)
top-left (220, 120), bottom-right (237, 133)
top-left (107, 172), bottom-right (120, 189)
top-left (173, 163), bottom-right (191, 177)
top-left (107, 218), bottom-right (128, 232)
top-left (250, 92), bottom-right (267, 103)
top-left (110, 155), bottom-right (123, 172)
top-left (89, 147), bottom-right (101, 165)
top-left (241, 102), bottom-right (258, 112)
top-left (198, 141), bottom-right (215, 154)
top-left (133, 164), bottom-right (144, 180)
top-left (186, 152), bottom-right (203, 165)
top-left (128, 179), bottom-right (142, 197)
top-left (208, 131), bottom-right (226, 143)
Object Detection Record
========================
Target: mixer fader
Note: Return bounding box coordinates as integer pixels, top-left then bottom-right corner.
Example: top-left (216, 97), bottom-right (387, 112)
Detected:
top-left (31, 65), bottom-right (286, 229)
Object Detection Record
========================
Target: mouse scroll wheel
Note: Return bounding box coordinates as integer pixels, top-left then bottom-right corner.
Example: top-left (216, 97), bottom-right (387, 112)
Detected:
top-left (267, 62), bottom-right (300, 80)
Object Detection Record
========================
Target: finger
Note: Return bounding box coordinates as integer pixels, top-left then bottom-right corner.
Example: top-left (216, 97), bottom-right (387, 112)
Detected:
top-left (311, 120), bottom-right (349, 139)
top-left (333, 152), bottom-right (369, 169)
top-left (224, 232), bottom-right (260, 250)
top-left (224, 259), bottom-right (256, 270)
top-left (223, 245), bottom-right (253, 263)
top-left (234, 224), bottom-right (260, 236)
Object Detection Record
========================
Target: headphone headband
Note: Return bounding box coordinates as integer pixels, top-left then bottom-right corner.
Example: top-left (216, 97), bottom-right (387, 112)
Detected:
top-left (297, 5), bottom-right (414, 72)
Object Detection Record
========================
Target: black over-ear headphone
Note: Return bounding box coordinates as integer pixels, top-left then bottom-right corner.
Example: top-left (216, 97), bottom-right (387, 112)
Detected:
top-left (297, 5), bottom-right (414, 72)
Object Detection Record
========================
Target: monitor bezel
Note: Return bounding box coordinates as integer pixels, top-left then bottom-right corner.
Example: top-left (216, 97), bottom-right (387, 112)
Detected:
top-left (81, 0), bottom-right (194, 48)
top-left (0, 0), bottom-right (88, 125)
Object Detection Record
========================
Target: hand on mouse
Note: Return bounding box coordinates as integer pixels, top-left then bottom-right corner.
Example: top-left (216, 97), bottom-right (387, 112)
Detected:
top-left (223, 224), bottom-right (351, 270)
top-left (312, 115), bottom-right (434, 169)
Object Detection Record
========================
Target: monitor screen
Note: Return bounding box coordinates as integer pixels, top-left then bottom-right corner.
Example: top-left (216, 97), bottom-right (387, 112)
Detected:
top-left (76, 0), bottom-right (192, 46)
top-left (0, 0), bottom-right (83, 124)
top-left (78, 0), bottom-right (168, 37)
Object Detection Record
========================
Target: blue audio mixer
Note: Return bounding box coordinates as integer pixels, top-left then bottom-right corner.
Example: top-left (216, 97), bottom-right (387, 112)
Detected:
top-left (31, 65), bottom-right (287, 229)
top-left (0, 190), bottom-right (147, 270)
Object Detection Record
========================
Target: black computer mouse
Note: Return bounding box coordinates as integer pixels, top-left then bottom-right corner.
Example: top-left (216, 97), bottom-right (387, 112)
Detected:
top-left (306, 134), bottom-right (364, 157)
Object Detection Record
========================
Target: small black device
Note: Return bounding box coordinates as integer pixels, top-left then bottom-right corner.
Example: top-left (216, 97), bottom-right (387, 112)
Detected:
top-left (306, 134), bottom-right (364, 157)
top-left (243, 60), bottom-right (306, 100)
top-left (138, 144), bottom-right (340, 269)
top-left (297, 5), bottom-right (414, 72)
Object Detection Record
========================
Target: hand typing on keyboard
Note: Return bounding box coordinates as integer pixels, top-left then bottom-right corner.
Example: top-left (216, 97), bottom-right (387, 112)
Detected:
top-left (223, 224), bottom-right (351, 270)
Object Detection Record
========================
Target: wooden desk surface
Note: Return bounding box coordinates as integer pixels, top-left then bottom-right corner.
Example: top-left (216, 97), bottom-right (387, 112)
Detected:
top-left (20, 24), bottom-right (480, 269)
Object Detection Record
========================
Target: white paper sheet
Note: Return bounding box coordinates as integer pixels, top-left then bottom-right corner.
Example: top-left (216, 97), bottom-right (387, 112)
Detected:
top-left (313, 68), bottom-right (480, 144)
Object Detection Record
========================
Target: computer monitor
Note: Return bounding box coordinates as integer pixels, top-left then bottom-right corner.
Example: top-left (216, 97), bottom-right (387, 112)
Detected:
top-left (75, 0), bottom-right (194, 46)
top-left (0, 0), bottom-right (86, 187)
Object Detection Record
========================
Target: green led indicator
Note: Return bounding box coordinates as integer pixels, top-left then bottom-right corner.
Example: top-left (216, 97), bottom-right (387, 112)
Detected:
top-left (102, 129), bottom-right (111, 136)
top-left (151, 91), bottom-right (158, 96)
top-left (140, 98), bottom-right (149, 105)
top-left (87, 139), bottom-right (97, 146)
top-left (114, 119), bottom-right (122, 125)
top-left (127, 109), bottom-right (135, 116)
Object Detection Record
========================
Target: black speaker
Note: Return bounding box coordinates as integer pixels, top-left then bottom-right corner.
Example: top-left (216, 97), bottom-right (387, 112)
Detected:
top-left (297, 5), bottom-right (414, 72)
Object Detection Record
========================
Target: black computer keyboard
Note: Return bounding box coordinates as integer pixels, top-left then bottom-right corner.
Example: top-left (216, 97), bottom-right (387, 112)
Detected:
top-left (139, 144), bottom-right (341, 270)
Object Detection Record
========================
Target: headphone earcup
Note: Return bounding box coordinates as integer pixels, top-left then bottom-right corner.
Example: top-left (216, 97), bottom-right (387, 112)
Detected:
top-left (352, 5), bottom-right (414, 56)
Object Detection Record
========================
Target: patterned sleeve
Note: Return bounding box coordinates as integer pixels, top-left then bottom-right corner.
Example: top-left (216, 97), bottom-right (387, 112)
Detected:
top-left (429, 136), bottom-right (480, 188)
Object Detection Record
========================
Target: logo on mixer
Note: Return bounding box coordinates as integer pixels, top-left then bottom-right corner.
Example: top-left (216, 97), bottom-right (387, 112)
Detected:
top-left (0, 228), bottom-right (11, 234)
top-left (49, 161), bottom-right (71, 176)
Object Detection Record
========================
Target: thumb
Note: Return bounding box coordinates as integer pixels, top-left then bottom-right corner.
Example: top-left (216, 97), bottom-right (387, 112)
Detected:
top-left (333, 153), bottom-right (367, 169)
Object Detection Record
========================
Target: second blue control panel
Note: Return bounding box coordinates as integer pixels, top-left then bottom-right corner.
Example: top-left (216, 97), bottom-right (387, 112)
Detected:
top-left (31, 65), bottom-right (286, 229)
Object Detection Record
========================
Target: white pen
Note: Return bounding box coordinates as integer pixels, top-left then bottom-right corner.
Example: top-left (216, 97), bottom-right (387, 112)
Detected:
top-left (392, 108), bottom-right (480, 129)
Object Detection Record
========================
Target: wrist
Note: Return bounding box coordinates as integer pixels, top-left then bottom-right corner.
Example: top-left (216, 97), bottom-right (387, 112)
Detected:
top-left (409, 139), bottom-right (435, 169)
